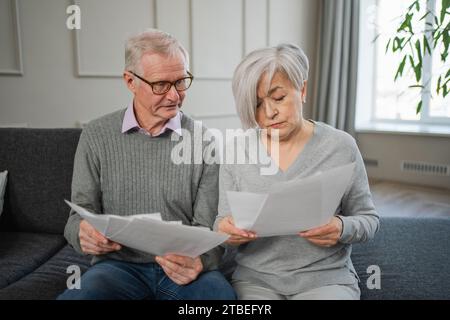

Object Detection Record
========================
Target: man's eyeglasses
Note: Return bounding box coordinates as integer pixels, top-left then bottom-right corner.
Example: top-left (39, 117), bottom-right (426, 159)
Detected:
top-left (129, 71), bottom-right (194, 95)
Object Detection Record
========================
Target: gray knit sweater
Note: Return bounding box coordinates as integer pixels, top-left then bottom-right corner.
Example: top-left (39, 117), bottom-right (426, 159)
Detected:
top-left (64, 109), bottom-right (222, 270)
top-left (214, 120), bottom-right (380, 295)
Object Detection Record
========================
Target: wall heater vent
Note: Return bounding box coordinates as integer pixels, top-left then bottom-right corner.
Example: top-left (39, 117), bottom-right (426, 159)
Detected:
top-left (401, 161), bottom-right (449, 176)
top-left (363, 159), bottom-right (379, 167)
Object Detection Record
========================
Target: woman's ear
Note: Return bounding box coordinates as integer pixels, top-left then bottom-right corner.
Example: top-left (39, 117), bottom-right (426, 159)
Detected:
top-left (301, 81), bottom-right (308, 103)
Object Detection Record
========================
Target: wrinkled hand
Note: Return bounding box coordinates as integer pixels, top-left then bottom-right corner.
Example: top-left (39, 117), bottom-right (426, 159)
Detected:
top-left (218, 216), bottom-right (257, 246)
top-left (299, 216), bottom-right (343, 247)
top-left (79, 219), bottom-right (121, 255)
top-left (155, 254), bottom-right (203, 285)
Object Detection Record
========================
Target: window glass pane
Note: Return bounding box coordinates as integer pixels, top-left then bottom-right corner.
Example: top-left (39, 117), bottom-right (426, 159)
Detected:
top-left (374, 0), bottom-right (426, 121)
top-left (429, 0), bottom-right (450, 118)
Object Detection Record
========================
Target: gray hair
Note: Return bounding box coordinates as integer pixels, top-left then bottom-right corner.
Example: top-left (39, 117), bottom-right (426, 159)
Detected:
top-left (125, 28), bottom-right (189, 73)
top-left (232, 43), bottom-right (309, 129)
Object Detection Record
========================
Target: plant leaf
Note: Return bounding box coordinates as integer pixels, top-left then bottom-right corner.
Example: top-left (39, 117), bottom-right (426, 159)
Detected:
top-left (393, 37), bottom-right (405, 51)
top-left (415, 40), bottom-right (423, 64)
top-left (373, 33), bottom-right (382, 43)
top-left (420, 11), bottom-right (432, 21)
top-left (397, 13), bottom-right (413, 33)
top-left (409, 85), bottom-right (425, 89)
top-left (423, 35), bottom-right (432, 55)
top-left (437, 75), bottom-right (442, 95)
top-left (395, 55), bottom-right (407, 81)
top-left (416, 101), bottom-right (422, 114)
top-left (415, 62), bottom-right (422, 82)
top-left (385, 38), bottom-right (391, 53)
top-left (408, 0), bottom-right (420, 12)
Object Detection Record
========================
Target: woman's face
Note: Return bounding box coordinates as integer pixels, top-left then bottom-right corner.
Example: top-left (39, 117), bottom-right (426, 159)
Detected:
top-left (255, 71), bottom-right (306, 141)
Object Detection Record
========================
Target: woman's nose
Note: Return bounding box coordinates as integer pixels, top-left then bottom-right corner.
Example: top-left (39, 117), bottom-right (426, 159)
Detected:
top-left (264, 102), bottom-right (277, 119)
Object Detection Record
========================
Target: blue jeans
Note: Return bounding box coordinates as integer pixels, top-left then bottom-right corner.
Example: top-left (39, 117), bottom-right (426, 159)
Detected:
top-left (57, 259), bottom-right (236, 300)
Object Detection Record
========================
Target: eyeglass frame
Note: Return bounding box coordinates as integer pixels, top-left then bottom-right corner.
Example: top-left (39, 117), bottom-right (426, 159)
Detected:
top-left (128, 70), bottom-right (194, 95)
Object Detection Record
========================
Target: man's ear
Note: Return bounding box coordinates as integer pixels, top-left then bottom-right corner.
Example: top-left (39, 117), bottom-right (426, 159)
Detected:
top-left (123, 71), bottom-right (137, 94)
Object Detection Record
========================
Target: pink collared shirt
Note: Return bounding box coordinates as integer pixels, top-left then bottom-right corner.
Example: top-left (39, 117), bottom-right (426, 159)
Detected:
top-left (121, 102), bottom-right (182, 137)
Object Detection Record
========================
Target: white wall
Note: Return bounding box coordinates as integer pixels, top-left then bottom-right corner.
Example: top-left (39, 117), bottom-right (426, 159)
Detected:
top-left (357, 133), bottom-right (450, 189)
top-left (0, 0), bottom-right (320, 131)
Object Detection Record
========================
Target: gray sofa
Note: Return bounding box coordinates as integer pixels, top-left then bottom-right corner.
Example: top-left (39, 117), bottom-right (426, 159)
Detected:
top-left (0, 128), bottom-right (449, 300)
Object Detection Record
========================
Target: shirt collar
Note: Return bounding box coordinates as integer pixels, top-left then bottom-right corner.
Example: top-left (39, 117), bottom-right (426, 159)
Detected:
top-left (121, 101), bottom-right (182, 137)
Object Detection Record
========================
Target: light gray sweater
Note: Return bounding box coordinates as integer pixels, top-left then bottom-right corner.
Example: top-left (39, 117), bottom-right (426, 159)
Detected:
top-left (64, 109), bottom-right (222, 270)
top-left (214, 120), bottom-right (380, 295)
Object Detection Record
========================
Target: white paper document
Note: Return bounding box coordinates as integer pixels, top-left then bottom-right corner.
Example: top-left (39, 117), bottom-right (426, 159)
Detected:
top-left (227, 162), bottom-right (356, 237)
top-left (65, 200), bottom-right (229, 257)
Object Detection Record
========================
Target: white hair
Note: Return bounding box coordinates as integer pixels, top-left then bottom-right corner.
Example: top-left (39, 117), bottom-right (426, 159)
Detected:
top-left (125, 28), bottom-right (189, 73)
top-left (232, 43), bottom-right (309, 129)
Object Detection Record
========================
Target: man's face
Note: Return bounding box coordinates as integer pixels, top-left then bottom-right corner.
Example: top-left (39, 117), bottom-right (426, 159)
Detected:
top-left (127, 51), bottom-right (188, 121)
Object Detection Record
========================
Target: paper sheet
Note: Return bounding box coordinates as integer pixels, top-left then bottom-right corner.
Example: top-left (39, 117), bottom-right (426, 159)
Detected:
top-left (65, 200), bottom-right (228, 257)
top-left (227, 162), bottom-right (355, 236)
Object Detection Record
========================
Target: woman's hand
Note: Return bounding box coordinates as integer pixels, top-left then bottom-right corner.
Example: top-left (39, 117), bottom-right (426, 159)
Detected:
top-left (299, 216), bottom-right (343, 247)
top-left (218, 216), bottom-right (257, 246)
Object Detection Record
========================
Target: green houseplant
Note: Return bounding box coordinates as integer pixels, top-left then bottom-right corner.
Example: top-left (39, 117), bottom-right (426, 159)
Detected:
top-left (384, 0), bottom-right (449, 114)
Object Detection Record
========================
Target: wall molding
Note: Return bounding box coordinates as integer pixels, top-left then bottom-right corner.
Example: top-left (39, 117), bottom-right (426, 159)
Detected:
top-left (190, 0), bottom-right (246, 81)
top-left (0, 0), bottom-right (24, 75)
top-left (266, 0), bottom-right (270, 46)
top-left (71, 0), bottom-right (267, 80)
top-left (191, 113), bottom-right (238, 120)
top-left (72, 0), bottom-right (157, 78)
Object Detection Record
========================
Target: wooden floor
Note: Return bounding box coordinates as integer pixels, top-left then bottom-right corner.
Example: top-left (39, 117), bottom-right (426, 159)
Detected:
top-left (369, 180), bottom-right (450, 218)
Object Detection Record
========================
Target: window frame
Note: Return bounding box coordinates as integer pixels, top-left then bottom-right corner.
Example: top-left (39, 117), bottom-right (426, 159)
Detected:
top-left (356, 0), bottom-right (450, 135)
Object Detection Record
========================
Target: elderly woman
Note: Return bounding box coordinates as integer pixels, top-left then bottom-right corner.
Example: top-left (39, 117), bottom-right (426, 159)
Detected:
top-left (214, 43), bottom-right (380, 300)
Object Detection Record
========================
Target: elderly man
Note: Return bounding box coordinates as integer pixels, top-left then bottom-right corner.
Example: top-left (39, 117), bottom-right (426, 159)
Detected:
top-left (58, 29), bottom-right (235, 300)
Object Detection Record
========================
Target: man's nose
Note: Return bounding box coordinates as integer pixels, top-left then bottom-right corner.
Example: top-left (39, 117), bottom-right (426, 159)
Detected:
top-left (166, 85), bottom-right (180, 101)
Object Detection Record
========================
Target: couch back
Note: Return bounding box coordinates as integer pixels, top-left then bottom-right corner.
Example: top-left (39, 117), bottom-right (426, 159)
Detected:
top-left (0, 128), bottom-right (81, 234)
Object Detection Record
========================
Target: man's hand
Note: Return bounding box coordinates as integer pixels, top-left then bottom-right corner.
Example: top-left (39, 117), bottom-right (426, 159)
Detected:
top-left (155, 254), bottom-right (203, 285)
top-left (218, 215), bottom-right (257, 246)
top-left (299, 216), bottom-right (343, 247)
top-left (79, 219), bottom-right (122, 255)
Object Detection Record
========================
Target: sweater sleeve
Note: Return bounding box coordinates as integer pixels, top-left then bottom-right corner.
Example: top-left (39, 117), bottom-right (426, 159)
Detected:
top-left (191, 135), bottom-right (224, 271)
top-left (213, 163), bottom-right (237, 231)
top-left (63, 128), bottom-right (102, 255)
top-left (338, 138), bottom-right (380, 244)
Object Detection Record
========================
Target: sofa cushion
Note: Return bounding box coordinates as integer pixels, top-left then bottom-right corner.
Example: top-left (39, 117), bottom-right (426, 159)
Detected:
top-left (0, 128), bottom-right (81, 233)
top-left (352, 217), bottom-right (450, 300)
top-left (0, 171), bottom-right (7, 216)
top-left (219, 217), bottom-right (450, 300)
top-left (0, 232), bottom-right (66, 289)
top-left (0, 245), bottom-right (91, 300)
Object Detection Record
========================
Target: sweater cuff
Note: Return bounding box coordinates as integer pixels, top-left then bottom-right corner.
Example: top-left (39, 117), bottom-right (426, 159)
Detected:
top-left (337, 215), bottom-right (355, 244)
top-left (64, 214), bottom-right (86, 255)
top-left (213, 216), bottom-right (225, 232)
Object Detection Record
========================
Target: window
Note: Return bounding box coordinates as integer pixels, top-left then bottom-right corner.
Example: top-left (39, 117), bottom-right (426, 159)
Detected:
top-left (356, 0), bottom-right (450, 135)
